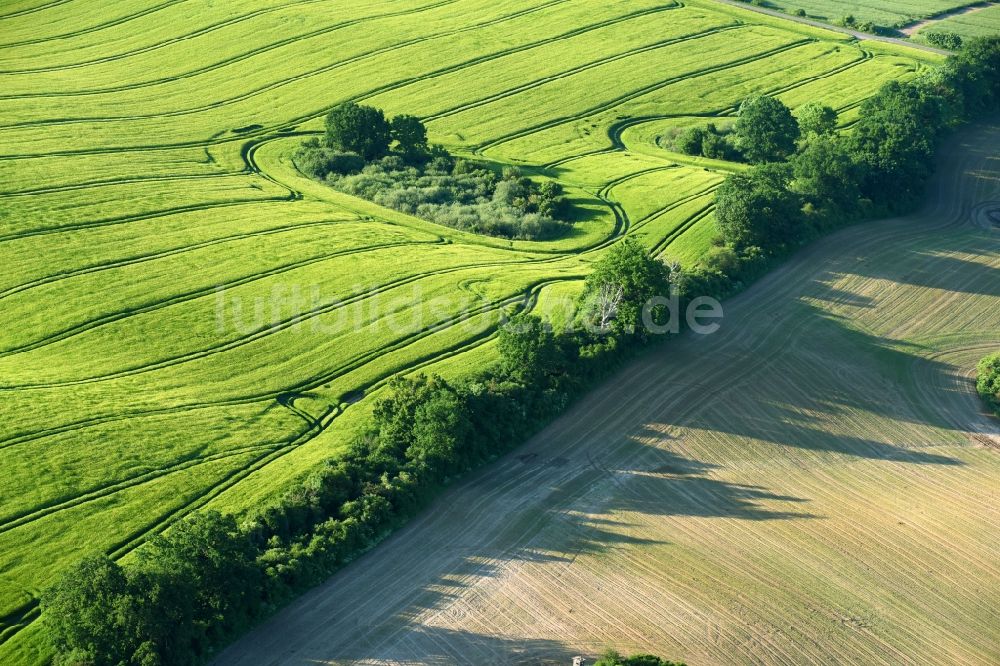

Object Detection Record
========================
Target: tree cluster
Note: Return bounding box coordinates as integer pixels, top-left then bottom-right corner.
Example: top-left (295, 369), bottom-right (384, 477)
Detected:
top-left (296, 103), bottom-right (574, 240)
top-left (713, 38), bottom-right (1000, 268)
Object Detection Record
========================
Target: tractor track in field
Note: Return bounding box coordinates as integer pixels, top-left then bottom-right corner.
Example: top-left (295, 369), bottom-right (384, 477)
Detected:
top-left (472, 38), bottom-right (815, 156)
top-left (0, 170), bottom-right (242, 197)
top-left (0, 0), bottom-right (76, 20)
top-left (0, 0), bottom-right (190, 48)
top-left (0, 262), bottom-right (574, 390)
top-left (0, 196), bottom-right (294, 243)
top-left (0, 3), bottom-right (684, 130)
top-left (0, 219), bottom-right (378, 300)
top-left (0, 0), bottom-right (457, 75)
top-left (0, 0), bottom-right (556, 95)
top-left (0, 274), bottom-right (572, 455)
top-left (419, 22), bottom-right (742, 123)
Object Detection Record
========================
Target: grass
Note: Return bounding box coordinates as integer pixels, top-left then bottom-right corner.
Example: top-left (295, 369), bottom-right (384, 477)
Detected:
top-left (0, 0), bottom-right (953, 662)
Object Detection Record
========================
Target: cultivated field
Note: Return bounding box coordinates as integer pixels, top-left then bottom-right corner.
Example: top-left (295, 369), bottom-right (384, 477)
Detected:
top-left (216, 121), bottom-right (1000, 666)
top-left (914, 3), bottom-right (1000, 41)
top-left (0, 0), bottom-right (961, 662)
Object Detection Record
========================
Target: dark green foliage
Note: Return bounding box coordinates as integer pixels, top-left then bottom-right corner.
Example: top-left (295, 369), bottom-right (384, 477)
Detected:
top-left (733, 95), bottom-right (800, 163)
top-left (796, 102), bottom-right (838, 137)
top-left (324, 102), bottom-right (392, 160)
top-left (671, 124), bottom-right (734, 160)
top-left (715, 163), bottom-right (803, 252)
top-left (849, 80), bottom-right (946, 209)
top-left (790, 134), bottom-right (862, 217)
top-left (977, 352), bottom-right (1000, 416)
top-left (947, 36), bottom-right (1000, 115)
top-left (497, 313), bottom-right (561, 384)
top-left (925, 31), bottom-right (963, 51)
top-left (295, 138), bottom-right (364, 177)
top-left (389, 114), bottom-right (428, 161)
top-left (578, 238), bottom-right (672, 337)
top-left (43, 556), bottom-right (134, 666)
top-left (675, 126), bottom-right (708, 156)
top-left (43, 514), bottom-right (261, 666)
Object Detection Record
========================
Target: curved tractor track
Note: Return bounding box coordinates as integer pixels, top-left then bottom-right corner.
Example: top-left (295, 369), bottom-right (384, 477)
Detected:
top-left (216, 122), bottom-right (1000, 666)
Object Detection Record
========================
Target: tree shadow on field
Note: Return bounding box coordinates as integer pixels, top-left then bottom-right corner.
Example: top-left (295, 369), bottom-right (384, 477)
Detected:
top-left (650, 302), bottom-right (972, 467)
top-left (847, 247), bottom-right (1000, 297)
top-left (304, 626), bottom-right (576, 665)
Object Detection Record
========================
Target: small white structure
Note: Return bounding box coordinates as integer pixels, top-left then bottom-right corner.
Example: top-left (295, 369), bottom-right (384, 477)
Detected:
top-left (572, 658), bottom-right (586, 666)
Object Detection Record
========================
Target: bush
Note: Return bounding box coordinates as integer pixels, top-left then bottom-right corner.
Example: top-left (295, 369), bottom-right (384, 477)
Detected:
top-left (977, 353), bottom-right (1000, 416)
top-left (675, 126), bottom-right (707, 155)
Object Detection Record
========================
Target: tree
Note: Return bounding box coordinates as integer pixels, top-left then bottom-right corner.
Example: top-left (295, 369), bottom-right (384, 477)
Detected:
top-left (790, 134), bottom-right (861, 215)
top-left (733, 95), bottom-right (800, 163)
top-left (324, 102), bottom-right (391, 160)
top-left (796, 102), bottom-right (838, 137)
top-left (42, 556), bottom-right (138, 666)
top-left (715, 163), bottom-right (804, 252)
top-left (948, 36), bottom-right (1000, 114)
top-left (849, 80), bottom-right (945, 208)
top-left (390, 114), bottom-right (428, 161)
top-left (497, 313), bottom-right (560, 384)
top-left (977, 352), bottom-right (1000, 415)
top-left (578, 239), bottom-right (672, 337)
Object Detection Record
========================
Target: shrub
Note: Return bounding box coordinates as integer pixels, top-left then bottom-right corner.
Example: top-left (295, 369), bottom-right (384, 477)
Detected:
top-left (977, 353), bottom-right (1000, 416)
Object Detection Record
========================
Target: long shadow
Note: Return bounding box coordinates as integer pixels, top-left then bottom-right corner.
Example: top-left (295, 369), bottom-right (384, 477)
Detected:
top-left (299, 625), bottom-right (577, 665)
top-left (847, 249), bottom-right (1000, 297)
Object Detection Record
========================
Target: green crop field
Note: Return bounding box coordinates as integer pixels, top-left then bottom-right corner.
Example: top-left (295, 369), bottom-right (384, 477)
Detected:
top-left (915, 3), bottom-right (1000, 41)
top-left (0, 0), bottom-right (963, 662)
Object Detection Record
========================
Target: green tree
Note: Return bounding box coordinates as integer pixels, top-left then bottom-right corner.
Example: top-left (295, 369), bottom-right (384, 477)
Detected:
top-left (790, 134), bottom-right (861, 215)
top-left (42, 556), bottom-right (138, 666)
top-left (390, 114), bottom-right (428, 161)
top-left (849, 80), bottom-right (945, 208)
top-left (977, 352), bottom-right (1000, 415)
top-left (324, 102), bottom-right (391, 160)
top-left (715, 164), bottom-right (804, 252)
top-left (135, 511), bottom-right (261, 662)
top-left (497, 313), bottom-right (560, 384)
top-left (578, 239), bottom-right (672, 336)
top-left (948, 36), bottom-right (1000, 114)
top-left (796, 102), bottom-right (838, 137)
top-left (733, 95), bottom-right (800, 163)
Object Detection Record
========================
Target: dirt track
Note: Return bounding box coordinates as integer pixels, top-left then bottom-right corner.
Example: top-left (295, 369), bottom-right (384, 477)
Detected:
top-left (214, 122), bottom-right (1000, 665)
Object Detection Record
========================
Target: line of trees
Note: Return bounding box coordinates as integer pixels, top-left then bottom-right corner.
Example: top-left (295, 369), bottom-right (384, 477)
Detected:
top-left (296, 102), bottom-right (574, 240)
top-left (43, 241), bottom-right (700, 666)
top-left (713, 37), bottom-right (1000, 272)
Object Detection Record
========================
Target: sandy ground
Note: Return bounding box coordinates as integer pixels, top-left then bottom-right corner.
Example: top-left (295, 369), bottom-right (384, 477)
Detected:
top-left (214, 121), bottom-right (1000, 665)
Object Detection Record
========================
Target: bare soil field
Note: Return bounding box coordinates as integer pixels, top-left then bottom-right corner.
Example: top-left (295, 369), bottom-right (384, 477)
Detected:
top-left (214, 122), bottom-right (1000, 665)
